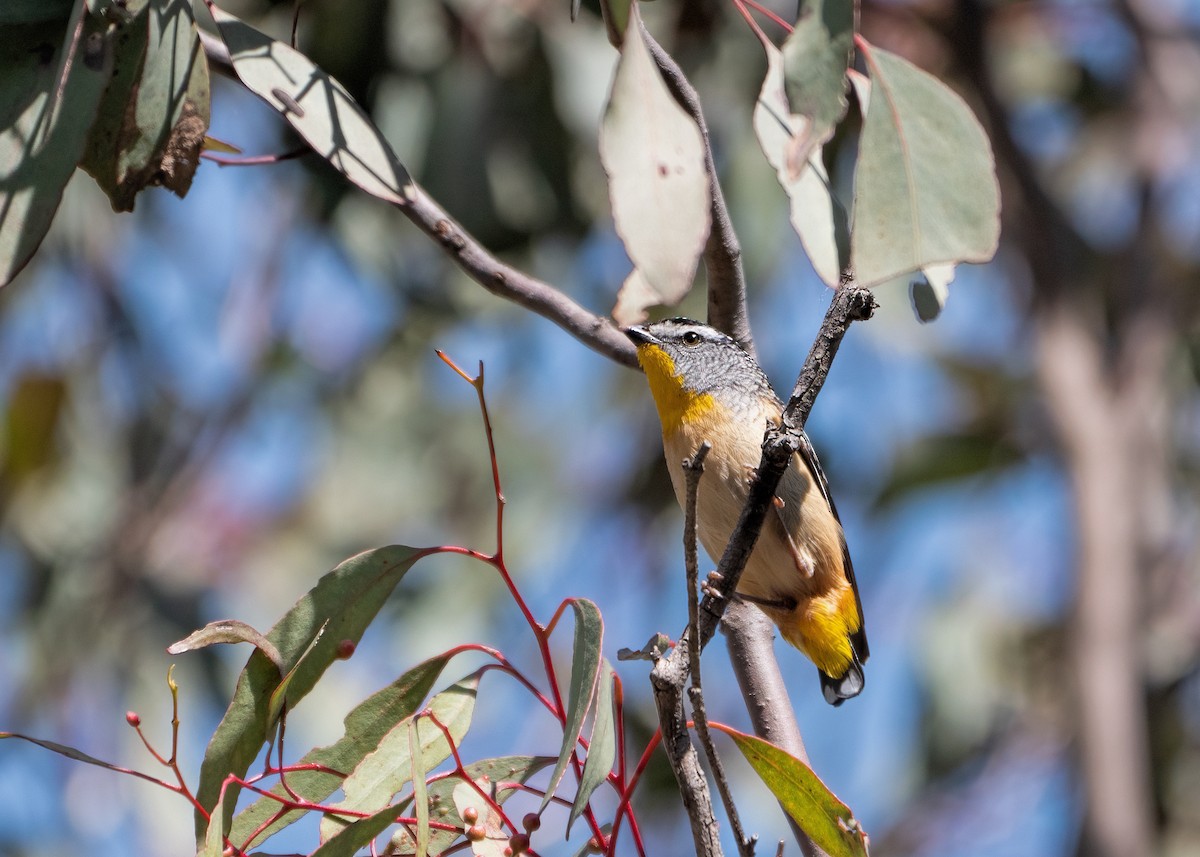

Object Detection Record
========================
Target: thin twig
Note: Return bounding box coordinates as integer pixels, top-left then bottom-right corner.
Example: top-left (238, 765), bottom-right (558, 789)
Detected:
top-left (684, 445), bottom-right (754, 857)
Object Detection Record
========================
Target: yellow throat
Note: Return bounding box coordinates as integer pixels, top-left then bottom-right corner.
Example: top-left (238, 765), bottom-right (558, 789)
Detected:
top-left (635, 343), bottom-right (716, 436)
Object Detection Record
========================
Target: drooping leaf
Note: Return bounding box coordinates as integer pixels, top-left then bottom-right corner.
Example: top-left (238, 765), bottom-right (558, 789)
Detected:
top-left (167, 619), bottom-right (284, 672)
top-left (599, 1), bottom-right (710, 324)
top-left (851, 40), bottom-right (1000, 287)
top-left (319, 674), bottom-right (480, 842)
top-left (781, 0), bottom-right (854, 145)
top-left (712, 724), bottom-right (868, 857)
top-left (229, 652), bottom-right (453, 850)
top-left (539, 599), bottom-right (604, 814)
top-left (208, 6), bottom-right (412, 205)
top-left (569, 661), bottom-right (616, 832)
top-left (0, 731), bottom-right (163, 786)
top-left (80, 0), bottom-right (209, 211)
top-left (909, 262), bottom-right (956, 322)
top-left (386, 756), bottom-right (554, 856)
top-left (752, 31), bottom-right (849, 287)
top-left (0, 8), bottom-right (113, 286)
top-left (194, 545), bottom-right (427, 840)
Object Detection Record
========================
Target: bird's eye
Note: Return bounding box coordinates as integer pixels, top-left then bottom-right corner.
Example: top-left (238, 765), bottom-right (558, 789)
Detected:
top-left (681, 331), bottom-right (701, 346)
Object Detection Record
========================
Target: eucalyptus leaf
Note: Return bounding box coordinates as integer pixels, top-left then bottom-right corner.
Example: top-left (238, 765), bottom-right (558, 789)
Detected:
top-left (230, 652), bottom-right (453, 850)
top-left (569, 661), bottom-right (616, 832)
top-left (752, 30), bottom-right (849, 287)
top-left (0, 8), bottom-right (113, 286)
top-left (167, 619), bottom-right (283, 672)
top-left (80, 0), bottom-right (209, 211)
top-left (851, 40), bottom-right (1000, 287)
top-left (320, 674), bottom-right (479, 842)
top-left (209, 6), bottom-right (412, 205)
top-left (713, 724), bottom-right (868, 857)
top-left (599, 1), bottom-right (710, 323)
top-left (194, 545), bottom-right (427, 841)
top-left (539, 599), bottom-right (604, 814)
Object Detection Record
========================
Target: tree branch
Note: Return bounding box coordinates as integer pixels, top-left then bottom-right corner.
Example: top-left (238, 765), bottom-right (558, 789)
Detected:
top-left (721, 602), bottom-right (827, 857)
top-left (400, 186), bottom-right (638, 368)
top-left (683, 444), bottom-right (754, 857)
top-left (199, 32), bottom-right (637, 370)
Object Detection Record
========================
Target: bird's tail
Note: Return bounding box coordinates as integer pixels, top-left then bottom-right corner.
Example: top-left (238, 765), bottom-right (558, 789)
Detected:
top-left (819, 657), bottom-right (865, 706)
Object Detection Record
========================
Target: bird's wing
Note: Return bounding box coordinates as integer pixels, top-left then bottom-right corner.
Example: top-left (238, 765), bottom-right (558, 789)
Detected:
top-left (795, 430), bottom-right (869, 662)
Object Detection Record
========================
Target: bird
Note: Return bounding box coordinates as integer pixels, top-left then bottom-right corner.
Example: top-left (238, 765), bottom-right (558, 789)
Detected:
top-left (625, 317), bottom-right (867, 705)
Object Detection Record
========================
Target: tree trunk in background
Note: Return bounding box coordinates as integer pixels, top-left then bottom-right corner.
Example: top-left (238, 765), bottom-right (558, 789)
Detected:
top-left (1036, 303), bottom-right (1157, 857)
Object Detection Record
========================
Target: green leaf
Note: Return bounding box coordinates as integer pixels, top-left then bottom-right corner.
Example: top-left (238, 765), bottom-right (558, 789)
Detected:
top-left (781, 0), bottom-right (854, 143)
top-left (194, 545), bottom-right (427, 841)
top-left (752, 30), bottom-right (849, 287)
top-left (569, 660), bottom-right (616, 832)
top-left (599, 1), bottom-right (710, 325)
top-left (712, 724), bottom-right (868, 857)
top-left (80, 0), bottom-right (209, 211)
top-left (208, 6), bottom-right (412, 205)
top-left (167, 619), bottom-right (284, 672)
top-left (0, 8), bottom-right (114, 287)
top-left (230, 652), bottom-right (452, 850)
top-left (198, 790), bottom-right (226, 857)
top-left (539, 598), bottom-right (604, 814)
top-left (310, 801), bottom-right (401, 857)
top-left (0, 731), bottom-right (161, 786)
top-left (409, 720), bottom-right (431, 857)
top-left (851, 40), bottom-right (1000, 287)
top-left (320, 673), bottom-right (480, 842)
top-left (386, 756), bottom-right (554, 856)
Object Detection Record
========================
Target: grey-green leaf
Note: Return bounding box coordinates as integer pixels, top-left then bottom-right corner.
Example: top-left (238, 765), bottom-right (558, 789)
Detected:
top-left (229, 652), bottom-right (452, 850)
top-left (851, 41), bottom-right (1000, 287)
top-left (599, 1), bottom-right (710, 324)
top-left (80, 0), bottom-right (209, 211)
top-left (752, 31), bottom-right (849, 287)
top-left (781, 0), bottom-right (854, 143)
top-left (0, 9), bottom-right (113, 287)
top-left (319, 673), bottom-right (480, 842)
top-left (539, 598), bottom-right (604, 814)
top-left (194, 545), bottom-right (427, 841)
top-left (167, 619), bottom-right (283, 672)
top-left (387, 756), bottom-right (555, 856)
top-left (209, 6), bottom-right (411, 205)
top-left (569, 661), bottom-right (616, 832)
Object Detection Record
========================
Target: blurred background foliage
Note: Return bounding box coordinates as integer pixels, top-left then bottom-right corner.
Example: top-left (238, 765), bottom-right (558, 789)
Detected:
top-left (0, 0), bottom-right (1198, 856)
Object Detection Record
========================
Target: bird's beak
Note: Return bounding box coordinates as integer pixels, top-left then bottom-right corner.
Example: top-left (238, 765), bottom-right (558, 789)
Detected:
top-left (624, 325), bottom-right (656, 347)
